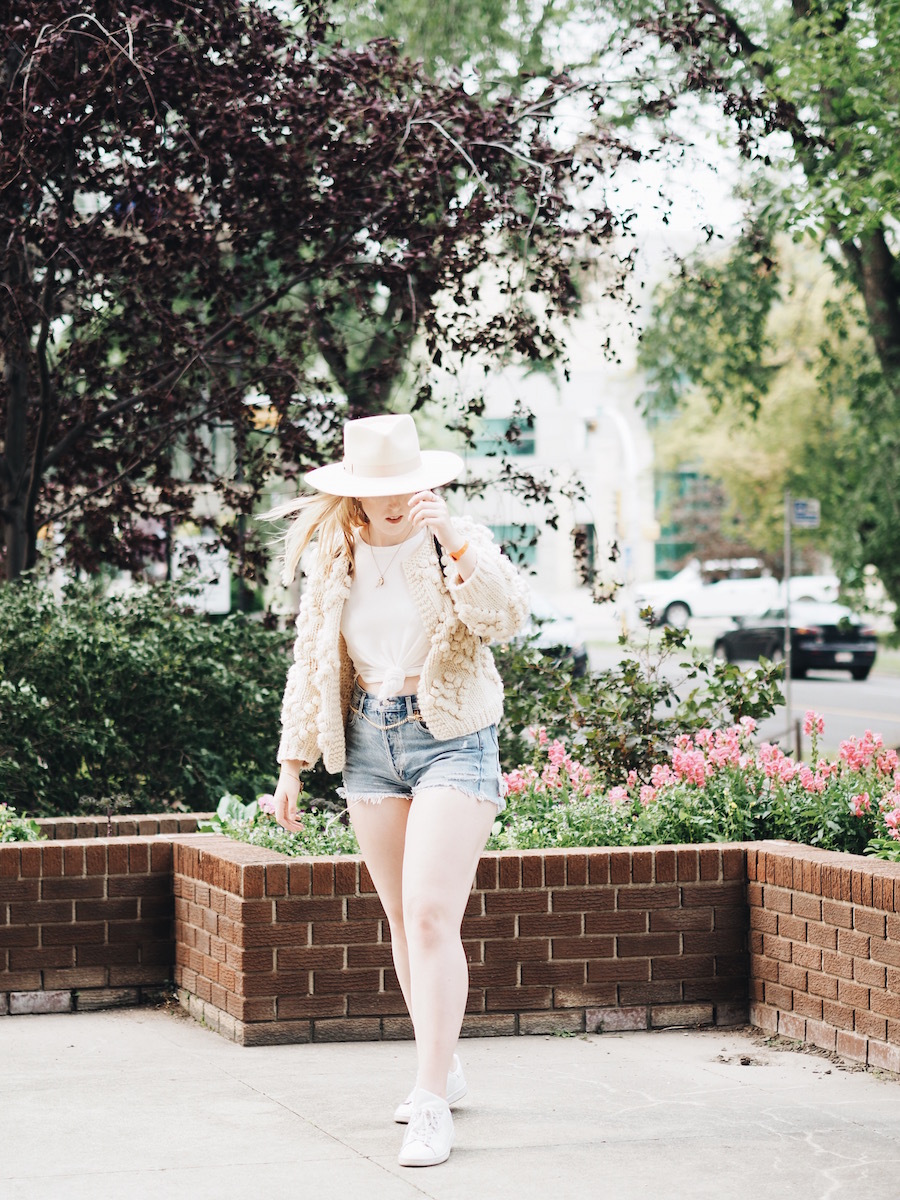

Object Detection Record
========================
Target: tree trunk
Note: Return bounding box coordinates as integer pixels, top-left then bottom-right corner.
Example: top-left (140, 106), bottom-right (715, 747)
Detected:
top-left (851, 228), bottom-right (900, 397)
top-left (1, 240), bottom-right (36, 583)
top-left (2, 356), bottom-right (32, 583)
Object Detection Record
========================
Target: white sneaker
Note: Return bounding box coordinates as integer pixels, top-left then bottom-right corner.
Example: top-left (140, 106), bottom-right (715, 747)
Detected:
top-left (393, 1054), bottom-right (467, 1124)
top-left (398, 1089), bottom-right (454, 1167)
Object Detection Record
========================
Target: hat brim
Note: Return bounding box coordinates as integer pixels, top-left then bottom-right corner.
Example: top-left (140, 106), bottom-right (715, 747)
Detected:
top-left (304, 450), bottom-right (464, 497)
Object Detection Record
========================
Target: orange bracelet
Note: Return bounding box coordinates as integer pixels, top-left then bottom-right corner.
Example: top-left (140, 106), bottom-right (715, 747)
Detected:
top-left (449, 541), bottom-right (469, 562)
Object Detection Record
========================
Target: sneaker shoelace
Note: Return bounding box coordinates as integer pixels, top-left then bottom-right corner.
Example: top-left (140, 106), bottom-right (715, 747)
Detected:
top-left (406, 1105), bottom-right (444, 1148)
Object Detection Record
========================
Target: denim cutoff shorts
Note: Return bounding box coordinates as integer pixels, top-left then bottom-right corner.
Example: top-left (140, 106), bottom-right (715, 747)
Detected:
top-left (338, 681), bottom-right (506, 812)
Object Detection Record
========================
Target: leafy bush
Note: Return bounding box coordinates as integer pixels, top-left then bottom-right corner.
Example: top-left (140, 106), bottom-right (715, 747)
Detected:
top-left (0, 576), bottom-right (305, 816)
top-left (488, 713), bottom-right (900, 856)
top-left (493, 621), bottom-right (784, 784)
top-left (0, 802), bottom-right (46, 843)
top-left (200, 792), bottom-right (359, 856)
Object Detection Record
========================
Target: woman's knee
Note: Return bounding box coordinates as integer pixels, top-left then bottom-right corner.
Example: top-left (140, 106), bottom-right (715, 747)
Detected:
top-left (402, 896), bottom-right (456, 950)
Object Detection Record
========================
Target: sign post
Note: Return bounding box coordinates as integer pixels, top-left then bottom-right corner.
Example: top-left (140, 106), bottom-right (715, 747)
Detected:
top-left (784, 491), bottom-right (793, 752)
top-left (784, 495), bottom-right (821, 757)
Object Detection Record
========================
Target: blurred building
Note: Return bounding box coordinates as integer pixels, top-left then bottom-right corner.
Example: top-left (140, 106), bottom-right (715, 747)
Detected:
top-left (455, 312), bottom-right (658, 635)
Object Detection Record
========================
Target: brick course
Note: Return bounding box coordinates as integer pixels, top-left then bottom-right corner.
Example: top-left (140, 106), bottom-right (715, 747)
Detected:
top-left (747, 842), bottom-right (900, 1070)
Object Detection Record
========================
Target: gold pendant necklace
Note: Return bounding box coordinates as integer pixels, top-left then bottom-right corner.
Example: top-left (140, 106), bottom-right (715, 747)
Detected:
top-left (365, 528), bottom-right (414, 587)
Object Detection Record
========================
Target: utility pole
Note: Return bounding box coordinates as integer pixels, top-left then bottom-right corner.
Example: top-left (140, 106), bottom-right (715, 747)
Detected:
top-left (785, 496), bottom-right (821, 757)
top-left (783, 490), bottom-right (793, 754)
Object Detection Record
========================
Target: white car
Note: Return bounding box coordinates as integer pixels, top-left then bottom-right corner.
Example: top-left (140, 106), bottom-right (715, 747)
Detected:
top-left (633, 562), bottom-right (839, 629)
top-left (521, 593), bottom-right (589, 676)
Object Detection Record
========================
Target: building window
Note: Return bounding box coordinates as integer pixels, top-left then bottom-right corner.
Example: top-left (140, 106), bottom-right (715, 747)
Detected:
top-left (491, 523), bottom-right (537, 566)
top-left (472, 417), bottom-right (535, 457)
top-left (573, 523), bottom-right (596, 586)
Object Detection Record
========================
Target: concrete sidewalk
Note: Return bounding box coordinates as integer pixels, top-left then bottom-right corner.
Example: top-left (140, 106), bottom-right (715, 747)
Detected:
top-left (3, 1007), bottom-right (899, 1200)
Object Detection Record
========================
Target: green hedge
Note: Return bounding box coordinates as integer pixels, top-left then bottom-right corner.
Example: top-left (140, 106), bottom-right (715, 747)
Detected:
top-left (0, 577), bottom-right (297, 817)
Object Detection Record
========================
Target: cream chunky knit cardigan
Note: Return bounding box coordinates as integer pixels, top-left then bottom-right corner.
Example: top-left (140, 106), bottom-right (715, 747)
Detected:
top-left (277, 519), bottom-right (530, 773)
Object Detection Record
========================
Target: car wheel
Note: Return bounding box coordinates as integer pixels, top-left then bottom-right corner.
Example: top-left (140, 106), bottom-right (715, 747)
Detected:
top-left (713, 641), bottom-right (729, 662)
top-left (792, 662), bottom-right (807, 679)
top-left (851, 666), bottom-right (871, 681)
top-left (662, 601), bottom-right (691, 630)
top-left (769, 644), bottom-right (784, 664)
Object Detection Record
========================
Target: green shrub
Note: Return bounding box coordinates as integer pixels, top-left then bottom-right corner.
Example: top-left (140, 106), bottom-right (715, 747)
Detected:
top-left (489, 714), bottom-right (900, 856)
top-left (200, 792), bottom-right (359, 856)
top-left (494, 621), bottom-right (784, 784)
top-left (0, 576), bottom-right (310, 817)
top-left (0, 802), bottom-right (46, 843)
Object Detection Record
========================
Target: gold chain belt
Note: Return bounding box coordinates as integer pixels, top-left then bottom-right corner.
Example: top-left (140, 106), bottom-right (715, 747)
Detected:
top-left (350, 703), bottom-right (423, 730)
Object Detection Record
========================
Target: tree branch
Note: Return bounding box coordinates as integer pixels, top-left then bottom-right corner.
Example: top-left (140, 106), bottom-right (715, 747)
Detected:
top-left (41, 223), bottom-right (379, 471)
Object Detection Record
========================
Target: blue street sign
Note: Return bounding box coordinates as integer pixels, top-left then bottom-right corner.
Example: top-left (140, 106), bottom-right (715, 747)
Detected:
top-left (791, 499), bottom-right (821, 529)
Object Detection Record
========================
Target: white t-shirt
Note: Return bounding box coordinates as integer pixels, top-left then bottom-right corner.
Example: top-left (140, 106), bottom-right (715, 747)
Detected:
top-left (341, 530), bottom-right (431, 700)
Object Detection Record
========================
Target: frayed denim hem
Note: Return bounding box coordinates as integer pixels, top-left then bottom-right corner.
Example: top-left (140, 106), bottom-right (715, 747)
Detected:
top-left (413, 783), bottom-right (507, 814)
top-left (337, 787), bottom-right (408, 808)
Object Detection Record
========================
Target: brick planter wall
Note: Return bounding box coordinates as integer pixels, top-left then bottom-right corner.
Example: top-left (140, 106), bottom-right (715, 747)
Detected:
top-left (747, 841), bottom-right (900, 1073)
top-left (6, 825), bottom-right (900, 1068)
top-left (0, 836), bottom-right (175, 1015)
top-left (173, 835), bottom-right (750, 1046)
top-left (35, 814), bottom-right (211, 840)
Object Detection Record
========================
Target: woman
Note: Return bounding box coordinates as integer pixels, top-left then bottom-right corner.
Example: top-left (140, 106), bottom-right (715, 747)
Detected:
top-left (272, 412), bottom-right (529, 1168)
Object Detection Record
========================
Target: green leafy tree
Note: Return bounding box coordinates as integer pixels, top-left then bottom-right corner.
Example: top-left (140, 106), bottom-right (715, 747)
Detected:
top-left (331, 0), bottom-right (593, 85)
top-left (642, 237), bottom-right (881, 585)
top-left (605, 0), bottom-right (900, 610)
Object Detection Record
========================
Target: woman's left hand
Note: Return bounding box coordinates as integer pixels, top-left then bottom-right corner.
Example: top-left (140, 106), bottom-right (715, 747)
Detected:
top-left (408, 490), bottom-right (461, 552)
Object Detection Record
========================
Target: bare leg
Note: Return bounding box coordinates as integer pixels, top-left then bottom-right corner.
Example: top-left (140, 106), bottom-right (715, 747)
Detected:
top-left (402, 789), bottom-right (497, 1098)
top-left (348, 796), bottom-right (413, 1016)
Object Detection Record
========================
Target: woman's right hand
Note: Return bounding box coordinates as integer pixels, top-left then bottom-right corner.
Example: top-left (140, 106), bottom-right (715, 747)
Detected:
top-left (274, 764), bottom-right (306, 832)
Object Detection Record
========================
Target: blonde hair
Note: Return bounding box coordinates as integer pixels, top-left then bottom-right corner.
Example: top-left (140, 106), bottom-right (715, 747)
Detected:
top-left (264, 492), bottom-right (366, 586)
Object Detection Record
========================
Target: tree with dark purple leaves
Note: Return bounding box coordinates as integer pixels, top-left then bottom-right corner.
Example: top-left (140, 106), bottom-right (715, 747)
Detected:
top-left (1, 1), bottom-right (636, 584)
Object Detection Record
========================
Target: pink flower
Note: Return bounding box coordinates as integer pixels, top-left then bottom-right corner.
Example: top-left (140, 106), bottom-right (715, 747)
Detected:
top-left (707, 728), bottom-right (742, 769)
top-left (672, 747), bottom-right (708, 787)
top-left (639, 785), bottom-right (657, 807)
top-left (739, 716), bottom-right (757, 735)
top-left (798, 766), bottom-right (825, 793)
top-left (850, 792), bottom-right (871, 817)
top-left (608, 786), bottom-right (629, 807)
top-left (541, 763), bottom-right (562, 789)
top-left (651, 763), bottom-right (677, 787)
top-left (547, 740), bottom-right (567, 767)
top-left (841, 730), bottom-right (884, 771)
top-left (503, 767), bottom-right (538, 795)
top-left (626, 770), bottom-right (638, 790)
top-left (778, 759), bottom-right (798, 784)
top-left (258, 794), bottom-right (276, 814)
top-left (803, 710), bottom-right (825, 736)
top-left (759, 742), bottom-right (792, 780)
top-left (876, 749), bottom-right (899, 776)
top-left (883, 807), bottom-right (900, 839)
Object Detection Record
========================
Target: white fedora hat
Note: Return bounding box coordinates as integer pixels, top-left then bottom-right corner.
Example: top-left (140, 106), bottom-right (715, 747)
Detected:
top-left (305, 413), bottom-right (464, 497)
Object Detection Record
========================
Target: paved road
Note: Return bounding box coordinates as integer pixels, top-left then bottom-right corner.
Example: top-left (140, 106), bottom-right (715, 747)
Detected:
top-left (758, 669), bottom-right (900, 756)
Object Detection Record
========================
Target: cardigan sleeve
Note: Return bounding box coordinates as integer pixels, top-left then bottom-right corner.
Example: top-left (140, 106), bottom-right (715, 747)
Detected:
top-left (277, 585), bottom-right (324, 767)
top-left (442, 520), bottom-right (530, 643)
